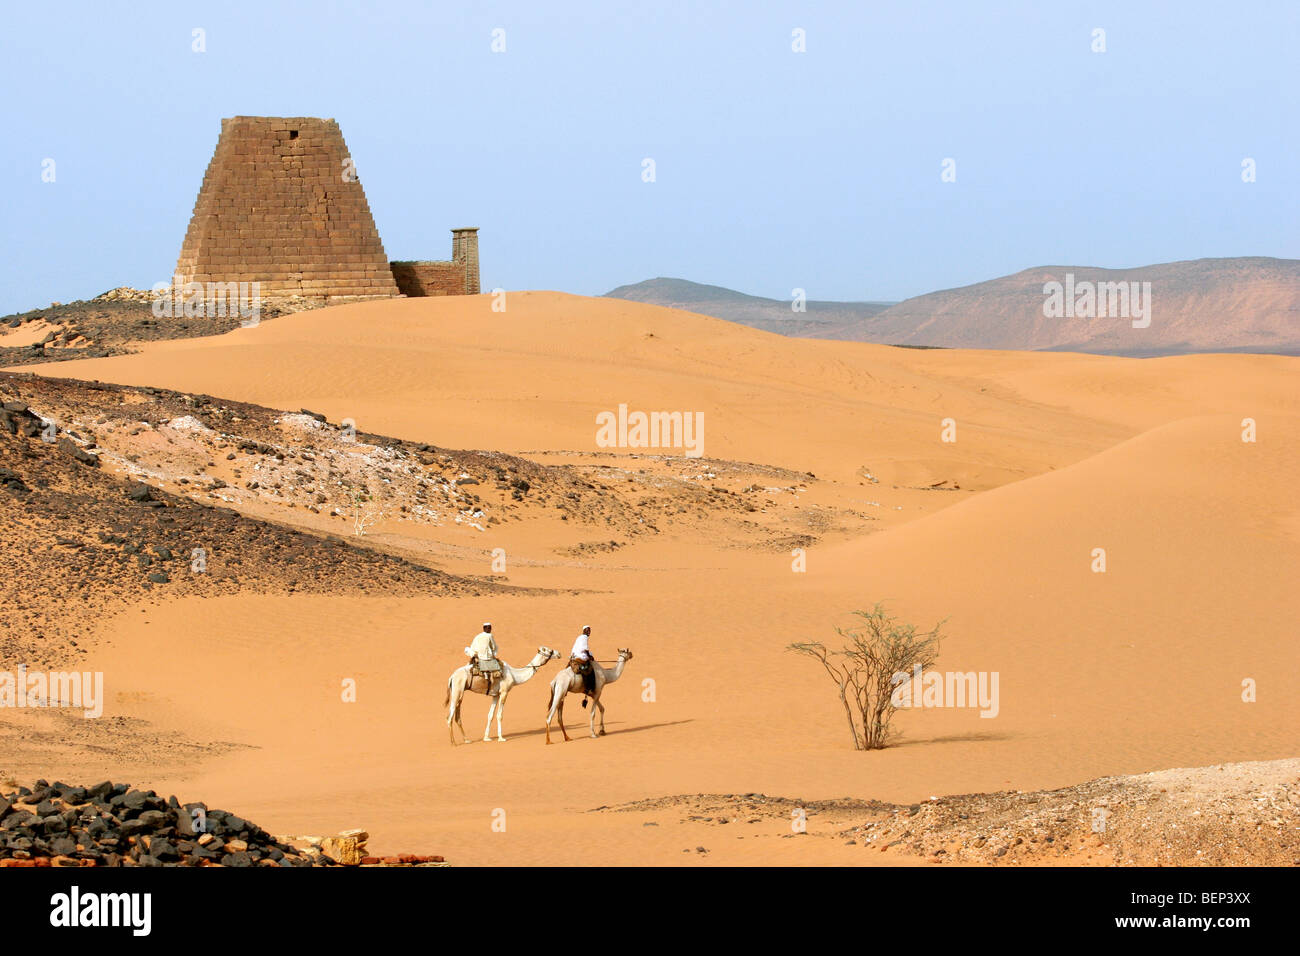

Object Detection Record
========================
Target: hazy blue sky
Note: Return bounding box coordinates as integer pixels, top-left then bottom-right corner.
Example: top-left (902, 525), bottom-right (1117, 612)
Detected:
top-left (2, 1), bottom-right (1296, 315)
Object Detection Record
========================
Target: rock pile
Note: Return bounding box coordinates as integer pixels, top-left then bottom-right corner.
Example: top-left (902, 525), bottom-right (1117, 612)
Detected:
top-left (0, 781), bottom-right (337, 867)
top-left (92, 287), bottom-right (156, 304)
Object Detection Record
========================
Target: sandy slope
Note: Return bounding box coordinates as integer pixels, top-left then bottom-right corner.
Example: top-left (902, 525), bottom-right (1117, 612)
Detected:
top-left (9, 292), bottom-right (1298, 865)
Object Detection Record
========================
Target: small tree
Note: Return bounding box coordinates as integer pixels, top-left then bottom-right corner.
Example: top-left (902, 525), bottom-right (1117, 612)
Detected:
top-left (788, 604), bottom-right (944, 750)
top-left (345, 484), bottom-right (388, 537)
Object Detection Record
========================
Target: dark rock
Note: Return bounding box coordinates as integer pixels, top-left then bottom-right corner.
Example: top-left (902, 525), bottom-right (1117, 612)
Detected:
top-left (87, 781), bottom-right (113, 800)
top-left (126, 482), bottom-right (153, 502)
top-left (49, 836), bottom-right (76, 856)
top-left (149, 839), bottom-right (180, 861)
top-left (0, 467), bottom-right (29, 493)
top-left (1, 811), bottom-right (33, 831)
top-left (57, 438), bottom-right (99, 466)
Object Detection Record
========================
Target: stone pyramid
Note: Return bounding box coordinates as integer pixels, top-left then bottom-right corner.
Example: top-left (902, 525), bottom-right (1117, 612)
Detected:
top-left (174, 116), bottom-right (399, 301)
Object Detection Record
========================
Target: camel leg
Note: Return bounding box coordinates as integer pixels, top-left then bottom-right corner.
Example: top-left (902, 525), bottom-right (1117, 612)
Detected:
top-left (454, 679), bottom-right (472, 744)
top-left (545, 682), bottom-right (560, 745)
top-left (447, 676), bottom-right (468, 746)
top-left (456, 701), bottom-right (471, 745)
top-left (494, 687), bottom-right (509, 741)
top-left (547, 678), bottom-right (575, 744)
top-left (588, 692), bottom-right (600, 738)
top-left (447, 686), bottom-right (459, 746)
top-left (482, 693), bottom-right (497, 742)
top-left (557, 699), bottom-right (570, 742)
top-left (595, 696), bottom-right (607, 736)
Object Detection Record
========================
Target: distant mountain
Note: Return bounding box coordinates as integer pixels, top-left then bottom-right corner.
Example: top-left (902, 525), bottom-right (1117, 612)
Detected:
top-left (604, 277), bottom-right (894, 338)
top-left (607, 259), bottom-right (1300, 356)
top-left (830, 257), bottom-right (1300, 356)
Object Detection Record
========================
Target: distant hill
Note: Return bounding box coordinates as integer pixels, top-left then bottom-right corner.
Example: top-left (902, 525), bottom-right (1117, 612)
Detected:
top-left (607, 259), bottom-right (1300, 356)
top-left (831, 257), bottom-right (1300, 355)
top-left (604, 277), bottom-right (894, 338)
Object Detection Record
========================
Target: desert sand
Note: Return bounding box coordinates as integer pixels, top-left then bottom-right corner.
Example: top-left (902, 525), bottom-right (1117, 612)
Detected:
top-left (3, 291), bottom-right (1297, 865)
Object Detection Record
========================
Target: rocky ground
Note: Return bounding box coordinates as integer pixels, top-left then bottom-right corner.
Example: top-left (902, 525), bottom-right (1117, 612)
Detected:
top-left (1, 371), bottom-right (873, 572)
top-left (0, 287), bottom-right (328, 368)
top-left (0, 780), bottom-right (446, 867)
top-left (0, 374), bottom-right (518, 669)
top-left (602, 758), bottom-right (1300, 866)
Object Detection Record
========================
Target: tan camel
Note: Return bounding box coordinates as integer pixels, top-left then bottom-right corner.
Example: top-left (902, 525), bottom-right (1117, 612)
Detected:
top-left (445, 646), bottom-right (560, 744)
top-left (545, 648), bottom-right (633, 744)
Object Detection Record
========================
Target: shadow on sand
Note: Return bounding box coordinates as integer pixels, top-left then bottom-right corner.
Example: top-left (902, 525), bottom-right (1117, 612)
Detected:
top-left (890, 730), bottom-right (1016, 748)
top-left (458, 718), bottom-right (695, 742)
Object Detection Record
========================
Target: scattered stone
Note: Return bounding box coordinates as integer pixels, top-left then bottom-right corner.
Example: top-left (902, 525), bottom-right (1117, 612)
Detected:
top-left (126, 482), bottom-right (153, 502)
top-left (320, 828), bottom-right (369, 866)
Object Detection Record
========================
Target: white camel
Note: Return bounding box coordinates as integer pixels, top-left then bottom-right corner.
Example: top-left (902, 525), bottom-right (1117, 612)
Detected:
top-left (545, 648), bottom-right (633, 744)
top-left (445, 646), bottom-right (560, 744)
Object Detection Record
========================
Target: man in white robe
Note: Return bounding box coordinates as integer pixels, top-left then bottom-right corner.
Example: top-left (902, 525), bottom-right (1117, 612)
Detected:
top-left (466, 622), bottom-right (501, 694)
top-left (569, 625), bottom-right (596, 698)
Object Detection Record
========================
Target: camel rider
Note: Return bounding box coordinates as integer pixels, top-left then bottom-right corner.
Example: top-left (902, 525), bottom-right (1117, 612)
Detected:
top-left (570, 625), bottom-right (597, 698)
top-left (467, 622), bottom-right (502, 695)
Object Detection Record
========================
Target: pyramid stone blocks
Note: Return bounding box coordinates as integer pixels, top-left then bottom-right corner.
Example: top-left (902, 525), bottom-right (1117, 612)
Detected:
top-left (175, 116), bottom-right (401, 302)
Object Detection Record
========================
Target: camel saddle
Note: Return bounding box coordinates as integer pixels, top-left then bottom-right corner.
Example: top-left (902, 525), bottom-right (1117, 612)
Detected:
top-left (569, 656), bottom-right (596, 697)
top-left (471, 656), bottom-right (502, 695)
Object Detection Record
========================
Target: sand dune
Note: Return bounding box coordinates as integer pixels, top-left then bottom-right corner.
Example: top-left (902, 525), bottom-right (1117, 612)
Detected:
top-left (18, 292), bottom-right (1298, 486)
top-left (7, 291), bottom-right (1297, 865)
